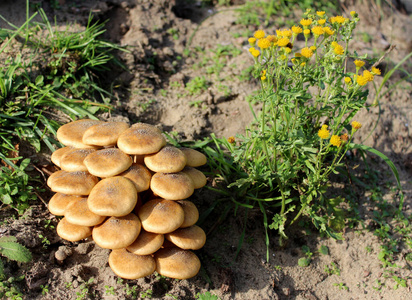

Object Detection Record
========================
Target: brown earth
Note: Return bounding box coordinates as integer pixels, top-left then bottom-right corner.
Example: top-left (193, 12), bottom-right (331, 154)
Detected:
top-left (1, 0), bottom-right (412, 299)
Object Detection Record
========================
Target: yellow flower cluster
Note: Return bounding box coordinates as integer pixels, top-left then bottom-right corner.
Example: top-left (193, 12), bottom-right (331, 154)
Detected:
top-left (371, 67), bottom-right (381, 75)
top-left (330, 15), bottom-right (347, 24)
top-left (332, 43), bottom-right (344, 55)
top-left (311, 26), bottom-right (324, 36)
top-left (292, 25), bottom-right (303, 34)
top-left (261, 70), bottom-right (267, 81)
top-left (254, 30), bottom-right (265, 39)
top-left (301, 47), bottom-right (314, 58)
top-left (354, 59), bottom-right (365, 68)
top-left (318, 125), bottom-right (330, 139)
top-left (351, 121), bottom-right (362, 130)
top-left (356, 70), bottom-right (374, 86)
top-left (300, 18), bottom-right (312, 27)
top-left (257, 38), bottom-right (271, 49)
top-left (330, 135), bottom-right (342, 147)
top-left (277, 37), bottom-right (290, 47)
top-left (323, 27), bottom-right (334, 35)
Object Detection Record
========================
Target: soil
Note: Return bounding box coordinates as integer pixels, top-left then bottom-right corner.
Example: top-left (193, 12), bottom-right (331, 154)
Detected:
top-left (1, 0), bottom-right (412, 299)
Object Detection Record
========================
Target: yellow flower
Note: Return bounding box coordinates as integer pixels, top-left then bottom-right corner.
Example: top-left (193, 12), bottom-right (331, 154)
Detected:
top-left (350, 11), bottom-right (357, 17)
top-left (303, 29), bottom-right (311, 37)
top-left (318, 126), bottom-right (330, 139)
top-left (356, 75), bottom-right (368, 86)
top-left (261, 70), bottom-right (267, 76)
top-left (257, 38), bottom-right (271, 49)
top-left (280, 29), bottom-right (292, 38)
top-left (340, 133), bottom-right (349, 142)
top-left (248, 37), bottom-right (256, 46)
top-left (292, 25), bottom-right (303, 34)
top-left (300, 62), bottom-right (306, 67)
top-left (284, 47), bottom-right (292, 54)
top-left (333, 44), bottom-right (344, 55)
top-left (371, 67), bottom-right (381, 75)
top-left (248, 47), bottom-right (255, 53)
top-left (318, 19), bottom-right (326, 25)
top-left (344, 77), bottom-right (352, 84)
top-left (267, 35), bottom-right (277, 43)
top-left (310, 46), bottom-right (316, 51)
top-left (351, 121), bottom-right (362, 130)
top-left (333, 16), bottom-right (346, 24)
top-left (330, 135), bottom-right (342, 147)
top-left (331, 41), bottom-right (338, 48)
top-left (362, 70), bottom-right (374, 82)
top-left (261, 75), bottom-right (266, 81)
top-left (295, 53), bottom-right (302, 58)
top-left (227, 136), bottom-right (235, 143)
top-left (323, 27), bottom-right (335, 35)
top-left (311, 26), bottom-right (324, 36)
top-left (251, 49), bottom-right (260, 57)
top-left (354, 59), bottom-right (365, 68)
top-left (301, 47), bottom-right (314, 58)
top-left (277, 37), bottom-right (290, 47)
top-left (254, 30), bottom-right (265, 39)
top-left (317, 11), bottom-right (326, 17)
top-left (300, 18), bottom-right (313, 27)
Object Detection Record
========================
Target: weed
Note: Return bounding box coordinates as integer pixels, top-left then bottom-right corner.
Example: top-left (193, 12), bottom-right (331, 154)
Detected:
top-left (123, 283), bottom-right (138, 298)
top-left (185, 76), bottom-right (209, 96)
top-left (189, 100), bottom-right (204, 108)
top-left (319, 245), bottom-right (329, 255)
top-left (159, 89), bottom-right (168, 97)
top-left (75, 277), bottom-right (95, 300)
top-left (104, 285), bottom-right (115, 296)
top-left (196, 291), bottom-right (220, 300)
top-left (165, 293), bottom-right (179, 299)
top-left (0, 275), bottom-right (25, 300)
top-left (333, 282), bottom-right (348, 291)
top-left (324, 262), bottom-right (341, 276)
top-left (40, 284), bottom-right (49, 295)
top-left (38, 234), bottom-right (51, 249)
top-left (140, 289), bottom-right (153, 299)
top-left (167, 28), bottom-right (179, 40)
top-left (298, 245), bottom-right (313, 267)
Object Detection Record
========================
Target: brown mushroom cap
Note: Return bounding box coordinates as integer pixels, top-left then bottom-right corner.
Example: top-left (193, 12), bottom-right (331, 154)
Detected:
top-left (144, 146), bottom-right (187, 173)
top-left (150, 172), bottom-right (194, 200)
top-left (84, 148), bottom-right (132, 178)
top-left (47, 170), bottom-right (99, 195)
top-left (118, 163), bottom-right (152, 193)
top-left (92, 214), bottom-right (141, 249)
top-left (109, 248), bottom-right (156, 279)
top-left (138, 198), bottom-right (184, 234)
top-left (180, 167), bottom-right (207, 189)
top-left (177, 200), bottom-right (199, 228)
top-left (56, 119), bottom-right (102, 149)
top-left (88, 177), bottom-right (138, 217)
top-left (165, 225), bottom-right (206, 250)
top-left (59, 148), bottom-right (96, 172)
top-left (117, 123), bottom-right (166, 155)
top-left (51, 146), bottom-right (74, 168)
top-left (56, 217), bottom-right (92, 242)
top-left (180, 148), bottom-right (207, 167)
top-left (126, 230), bottom-right (164, 255)
top-left (82, 121), bottom-right (130, 146)
top-left (154, 248), bottom-right (201, 279)
top-left (64, 198), bottom-right (106, 226)
top-left (48, 193), bottom-right (86, 216)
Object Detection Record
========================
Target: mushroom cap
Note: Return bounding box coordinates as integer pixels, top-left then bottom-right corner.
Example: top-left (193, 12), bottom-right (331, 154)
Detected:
top-left (126, 230), bottom-right (164, 255)
top-left (165, 225), bottom-right (206, 250)
top-left (56, 119), bottom-right (102, 149)
top-left (180, 167), bottom-right (207, 189)
top-left (47, 170), bottom-right (99, 195)
top-left (82, 121), bottom-right (130, 146)
top-left (84, 148), bottom-right (132, 178)
top-left (48, 193), bottom-right (86, 216)
top-left (109, 248), bottom-right (156, 279)
top-left (180, 148), bottom-right (207, 167)
top-left (138, 198), bottom-right (184, 234)
top-left (118, 163), bottom-right (152, 193)
top-left (177, 200), bottom-right (199, 228)
top-left (92, 214), bottom-right (141, 249)
top-left (59, 148), bottom-right (96, 172)
top-left (117, 123), bottom-right (166, 155)
top-left (154, 248), bottom-right (201, 279)
top-left (56, 217), bottom-right (92, 242)
top-left (64, 197), bottom-right (106, 226)
top-left (88, 176), bottom-right (138, 217)
top-left (51, 146), bottom-right (74, 168)
top-left (144, 146), bottom-right (187, 173)
top-left (150, 172), bottom-right (194, 200)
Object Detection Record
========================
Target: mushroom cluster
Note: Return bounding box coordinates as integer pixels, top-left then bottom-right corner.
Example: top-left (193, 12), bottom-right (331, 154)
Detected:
top-left (47, 119), bottom-right (208, 280)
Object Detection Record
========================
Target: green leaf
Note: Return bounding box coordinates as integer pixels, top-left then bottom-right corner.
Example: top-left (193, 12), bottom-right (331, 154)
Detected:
top-left (0, 236), bottom-right (17, 243)
top-left (298, 257), bottom-right (311, 267)
top-left (319, 245), bottom-right (329, 255)
top-left (0, 241), bottom-right (32, 262)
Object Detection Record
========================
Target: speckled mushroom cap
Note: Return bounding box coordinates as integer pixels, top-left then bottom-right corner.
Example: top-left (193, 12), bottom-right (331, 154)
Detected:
top-left (82, 121), bottom-right (130, 146)
top-left (150, 172), bottom-right (194, 200)
top-left (59, 148), bottom-right (96, 172)
top-left (47, 170), bottom-right (99, 195)
top-left (154, 247), bottom-right (201, 280)
top-left (109, 248), bottom-right (156, 280)
top-left (118, 163), bottom-right (152, 193)
top-left (180, 167), bottom-right (207, 189)
top-left (138, 198), bottom-right (184, 234)
top-left (117, 123), bottom-right (166, 155)
top-left (56, 217), bottom-right (92, 242)
top-left (87, 177), bottom-right (138, 217)
top-left (126, 230), bottom-right (164, 255)
top-left (51, 146), bottom-right (74, 168)
top-left (144, 145), bottom-right (187, 173)
top-left (83, 148), bottom-right (132, 178)
top-left (92, 214), bottom-right (141, 249)
top-left (64, 197), bottom-right (106, 226)
top-left (165, 225), bottom-right (206, 250)
top-left (177, 200), bottom-right (199, 228)
top-left (56, 119), bottom-right (102, 149)
top-left (48, 193), bottom-right (86, 216)
top-left (180, 148), bottom-right (207, 167)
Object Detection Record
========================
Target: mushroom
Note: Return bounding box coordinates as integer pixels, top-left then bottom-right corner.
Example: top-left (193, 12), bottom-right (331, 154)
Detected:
top-left (165, 225), bottom-right (206, 250)
top-left (87, 177), bottom-right (138, 217)
top-left (82, 121), bottom-right (130, 147)
top-left (118, 163), bottom-right (152, 193)
top-left (150, 172), bottom-right (194, 200)
top-left (138, 198), bottom-right (184, 234)
top-left (109, 248), bottom-right (156, 279)
top-left (64, 197), bottom-right (106, 226)
top-left (180, 148), bottom-right (207, 167)
top-left (84, 148), bottom-right (132, 178)
top-left (59, 148), bottom-right (96, 172)
top-left (56, 119), bottom-right (102, 149)
top-left (177, 200), bottom-right (199, 228)
top-left (180, 167), bottom-right (207, 189)
top-left (47, 170), bottom-right (99, 195)
top-left (48, 193), bottom-right (85, 216)
top-left (56, 217), bottom-right (92, 242)
top-left (51, 146), bottom-right (74, 168)
top-left (144, 145), bottom-right (187, 173)
top-left (92, 214), bottom-right (141, 249)
top-left (154, 247), bottom-right (201, 279)
top-left (126, 230), bottom-right (164, 255)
